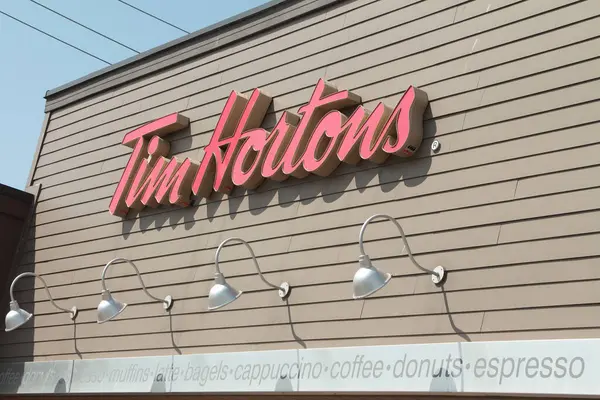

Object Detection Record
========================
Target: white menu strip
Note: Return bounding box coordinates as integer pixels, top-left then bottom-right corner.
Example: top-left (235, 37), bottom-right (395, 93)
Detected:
top-left (0, 339), bottom-right (598, 395)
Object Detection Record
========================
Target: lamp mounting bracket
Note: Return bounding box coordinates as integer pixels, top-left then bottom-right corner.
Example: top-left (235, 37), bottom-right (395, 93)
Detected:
top-left (163, 295), bottom-right (174, 311)
top-left (431, 266), bottom-right (446, 286)
top-left (278, 282), bottom-right (291, 299)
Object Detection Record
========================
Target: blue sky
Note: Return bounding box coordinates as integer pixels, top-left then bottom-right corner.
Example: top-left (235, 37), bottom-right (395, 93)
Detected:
top-left (0, 0), bottom-right (267, 190)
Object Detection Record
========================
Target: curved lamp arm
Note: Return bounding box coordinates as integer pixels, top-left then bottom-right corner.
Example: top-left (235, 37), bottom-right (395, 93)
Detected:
top-left (10, 272), bottom-right (78, 320)
top-left (215, 237), bottom-right (290, 298)
top-left (101, 257), bottom-right (172, 308)
top-left (359, 214), bottom-right (445, 284)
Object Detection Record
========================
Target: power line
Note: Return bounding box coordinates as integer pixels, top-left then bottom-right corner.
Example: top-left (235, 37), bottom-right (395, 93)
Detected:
top-left (116, 0), bottom-right (189, 34)
top-left (27, 0), bottom-right (140, 54)
top-left (0, 9), bottom-right (111, 65)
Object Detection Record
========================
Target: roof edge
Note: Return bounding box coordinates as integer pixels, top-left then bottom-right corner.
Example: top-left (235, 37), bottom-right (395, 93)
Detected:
top-left (43, 0), bottom-right (344, 111)
top-left (45, 0), bottom-right (291, 98)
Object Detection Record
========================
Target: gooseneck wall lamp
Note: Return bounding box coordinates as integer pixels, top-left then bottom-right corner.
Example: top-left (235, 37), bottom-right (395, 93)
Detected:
top-left (353, 214), bottom-right (446, 299)
top-left (5, 272), bottom-right (78, 332)
top-left (97, 257), bottom-right (173, 323)
top-left (208, 237), bottom-right (291, 310)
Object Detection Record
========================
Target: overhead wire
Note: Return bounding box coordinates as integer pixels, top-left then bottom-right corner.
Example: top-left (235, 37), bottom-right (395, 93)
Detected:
top-left (27, 0), bottom-right (140, 54)
top-left (0, 9), bottom-right (111, 65)
top-left (115, 0), bottom-right (189, 34)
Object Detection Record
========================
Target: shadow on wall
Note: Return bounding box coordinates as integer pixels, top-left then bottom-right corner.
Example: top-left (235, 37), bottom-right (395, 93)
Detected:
top-left (429, 368), bottom-right (457, 393)
top-left (275, 375), bottom-right (294, 392)
top-left (54, 378), bottom-right (67, 393)
top-left (285, 298), bottom-right (306, 349)
top-left (73, 320), bottom-right (82, 359)
top-left (150, 373), bottom-right (167, 393)
top-left (120, 105), bottom-right (436, 238)
top-left (441, 285), bottom-right (471, 343)
top-left (168, 310), bottom-right (182, 355)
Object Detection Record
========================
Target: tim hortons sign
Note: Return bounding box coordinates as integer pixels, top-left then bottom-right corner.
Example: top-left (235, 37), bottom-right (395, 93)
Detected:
top-left (109, 79), bottom-right (428, 216)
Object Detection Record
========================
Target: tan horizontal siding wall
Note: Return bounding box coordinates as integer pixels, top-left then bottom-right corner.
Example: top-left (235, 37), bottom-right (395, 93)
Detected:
top-left (3, 0), bottom-right (600, 362)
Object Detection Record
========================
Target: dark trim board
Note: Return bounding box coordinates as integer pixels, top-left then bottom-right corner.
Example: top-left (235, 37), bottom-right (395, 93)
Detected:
top-left (43, 0), bottom-right (346, 112)
top-left (0, 183), bottom-right (37, 306)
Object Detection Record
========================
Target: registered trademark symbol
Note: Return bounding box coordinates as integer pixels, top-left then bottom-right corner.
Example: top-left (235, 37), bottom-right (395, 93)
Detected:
top-left (431, 140), bottom-right (441, 153)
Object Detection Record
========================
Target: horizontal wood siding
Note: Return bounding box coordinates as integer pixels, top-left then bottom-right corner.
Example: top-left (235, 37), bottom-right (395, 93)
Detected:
top-left (3, 0), bottom-right (600, 361)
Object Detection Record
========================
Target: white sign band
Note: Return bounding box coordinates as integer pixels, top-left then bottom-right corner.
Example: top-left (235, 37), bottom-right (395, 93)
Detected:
top-left (1, 339), bottom-right (598, 396)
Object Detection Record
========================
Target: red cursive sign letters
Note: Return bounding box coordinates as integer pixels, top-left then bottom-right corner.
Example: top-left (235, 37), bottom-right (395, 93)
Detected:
top-left (109, 79), bottom-right (428, 216)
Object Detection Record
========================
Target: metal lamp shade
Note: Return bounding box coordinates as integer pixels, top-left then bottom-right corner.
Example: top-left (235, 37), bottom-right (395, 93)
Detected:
top-left (352, 255), bottom-right (391, 299)
top-left (207, 273), bottom-right (242, 311)
top-left (97, 290), bottom-right (127, 323)
top-left (5, 300), bottom-right (32, 332)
